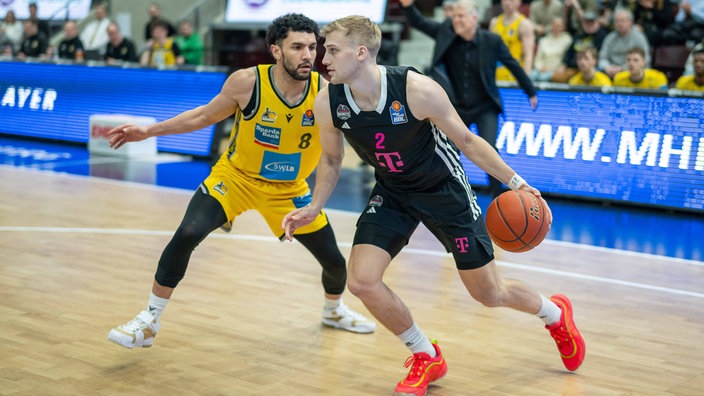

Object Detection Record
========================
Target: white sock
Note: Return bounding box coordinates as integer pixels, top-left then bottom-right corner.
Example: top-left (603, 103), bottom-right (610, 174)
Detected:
top-left (398, 323), bottom-right (436, 357)
top-left (324, 297), bottom-right (342, 311)
top-left (147, 292), bottom-right (169, 319)
top-left (537, 295), bottom-right (562, 326)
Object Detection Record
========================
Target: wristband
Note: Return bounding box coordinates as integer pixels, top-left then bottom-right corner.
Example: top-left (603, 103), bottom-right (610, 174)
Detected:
top-left (508, 174), bottom-right (526, 191)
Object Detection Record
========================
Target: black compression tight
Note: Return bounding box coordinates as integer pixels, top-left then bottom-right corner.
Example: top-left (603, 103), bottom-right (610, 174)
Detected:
top-left (294, 223), bottom-right (347, 296)
top-left (155, 190), bottom-right (226, 288)
top-left (154, 190), bottom-right (347, 295)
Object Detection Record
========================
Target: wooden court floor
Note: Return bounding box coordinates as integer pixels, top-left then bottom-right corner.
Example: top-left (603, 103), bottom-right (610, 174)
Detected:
top-left (1, 166), bottom-right (703, 395)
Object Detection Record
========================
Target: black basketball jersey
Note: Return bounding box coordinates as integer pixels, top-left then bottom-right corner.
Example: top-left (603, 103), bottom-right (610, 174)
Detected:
top-left (328, 65), bottom-right (466, 192)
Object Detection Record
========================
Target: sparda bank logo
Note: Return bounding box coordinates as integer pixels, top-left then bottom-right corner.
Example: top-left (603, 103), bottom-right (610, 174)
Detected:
top-left (244, 0), bottom-right (269, 8)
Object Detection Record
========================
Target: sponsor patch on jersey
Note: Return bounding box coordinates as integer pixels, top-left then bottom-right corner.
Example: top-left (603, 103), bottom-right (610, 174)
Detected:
top-left (302, 109), bottom-right (315, 126)
top-left (213, 181), bottom-right (228, 196)
top-left (336, 104), bottom-right (351, 120)
top-left (254, 123), bottom-right (281, 149)
top-left (260, 151), bottom-right (301, 181)
top-left (261, 107), bottom-right (277, 123)
top-left (369, 195), bottom-right (383, 207)
top-left (292, 191), bottom-right (313, 209)
top-left (389, 101), bottom-right (408, 125)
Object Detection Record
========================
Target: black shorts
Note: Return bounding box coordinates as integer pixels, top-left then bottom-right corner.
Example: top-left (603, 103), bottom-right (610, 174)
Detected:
top-left (353, 176), bottom-right (495, 270)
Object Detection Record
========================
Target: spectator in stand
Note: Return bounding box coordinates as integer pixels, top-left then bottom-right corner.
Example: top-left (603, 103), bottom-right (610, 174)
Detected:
top-left (551, 11), bottom-right (608, 82)
top-left (613, 46), bottom-right (668, 88)
top-left (532, 17), bottom-right (572, 81)
top-left (529, 0), bottom-right (564, 38)
top-left (57, 21), bottom-right (84, 61)
top-left (17, 19), bottom-right (49, 60)
top-left (631, 0), bottom-right (675, 46)
top-left (676, 48), bottom-right (704, 90)
top-left (563, 0), bottom-right (599, 35)
top-left (1, 10), bottom-right (23, 54)
top-left (27, 2), bottom-right (49, 38)
top-left (80, 2), bottom-right (111, 55)
top-left (661, 0), bottom-right (704, 44)
top-left (683, 39), bottom-right (704, 75)
top-left (105, 22), bottom-right (138, 64)
top-left (598, 8), bottom-right (650, 78)
top-left (490, 0), bottom-right (536, 81)
top-left (174, 20), bottom-right (204, 65)
top-left (568, 47), bottom-right (613, 86)
top-left (145, 3), bottom-right (176, 41)
top-left (141, 19), bottom-right (184, 67)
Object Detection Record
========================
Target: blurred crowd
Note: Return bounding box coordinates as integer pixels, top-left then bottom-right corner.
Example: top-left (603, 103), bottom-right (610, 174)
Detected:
top-left (470, 0), bottom-right (704, 89)
top-left (0, 0), bottom-right (702, 91)
top-left (0, 2), bottom-right (204, 68)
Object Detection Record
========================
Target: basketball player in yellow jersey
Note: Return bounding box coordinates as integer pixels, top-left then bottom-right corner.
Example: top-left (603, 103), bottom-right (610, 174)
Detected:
top-left (490, 0), bottom-right (535, 82)
top-left (104, 14), bottom-right (375, 350)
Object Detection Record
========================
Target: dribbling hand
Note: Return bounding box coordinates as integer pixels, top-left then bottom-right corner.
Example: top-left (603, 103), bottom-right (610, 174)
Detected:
top-left (106, 124), bottom-right (150, 150)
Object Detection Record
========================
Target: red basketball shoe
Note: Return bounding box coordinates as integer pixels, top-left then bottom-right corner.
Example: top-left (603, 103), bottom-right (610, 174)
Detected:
top-left (546, 294), bottom-right (586, 371)
top-left (394, 340), bottom-right (448, 396)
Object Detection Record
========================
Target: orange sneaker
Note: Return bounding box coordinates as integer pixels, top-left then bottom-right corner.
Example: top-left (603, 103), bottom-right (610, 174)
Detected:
top-left (394, 340), bottom-right (448, 396)
top-left (546, 294), bottom-right (586, 371)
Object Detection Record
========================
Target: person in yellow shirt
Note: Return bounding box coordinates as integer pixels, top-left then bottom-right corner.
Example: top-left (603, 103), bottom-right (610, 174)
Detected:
top-left (613, 47), bottom-right (668, 89)
top-left (569, 47), bottom-right (612, 87)
top-left (140, 19), bottom-right (184, 67)
top-left (490, 0), bottom-right (535, 81)
top-left (676, 49), bottom-right (704, 91)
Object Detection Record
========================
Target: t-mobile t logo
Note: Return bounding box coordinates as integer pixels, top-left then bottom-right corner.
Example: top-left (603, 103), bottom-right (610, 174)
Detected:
top-left (375, 152), bottom-right (404, 172)
top-left (455, 237), bottom-right (470, 253)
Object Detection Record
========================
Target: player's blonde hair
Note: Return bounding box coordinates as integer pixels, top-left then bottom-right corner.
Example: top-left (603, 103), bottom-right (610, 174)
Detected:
top-left (321, 15), bottom-right (381, 58)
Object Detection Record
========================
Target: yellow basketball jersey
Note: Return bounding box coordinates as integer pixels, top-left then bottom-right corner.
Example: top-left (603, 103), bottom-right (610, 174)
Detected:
top-left (150, 38), bottom-right (177, 66)
top-left (613, 69), bottom-right (668, 90)
top-left (675, 75), bottom-right (704, 91)
top-left (223, 64), bottom-right (322, 183)
top-left (493, 14), bottom-right (526, 82)
top-left (568, 71), bottom-right (612, 87)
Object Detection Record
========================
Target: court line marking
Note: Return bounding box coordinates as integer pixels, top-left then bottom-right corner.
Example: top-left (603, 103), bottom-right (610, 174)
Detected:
top-left (2, 226), bottom-right (703, 299)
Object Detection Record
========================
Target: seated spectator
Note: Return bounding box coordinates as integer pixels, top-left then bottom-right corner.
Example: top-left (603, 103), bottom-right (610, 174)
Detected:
top-left (676, 48), bottom-right (704, 90)
top-left (661, 0), bottom-right (704, 44)
top-left (105, 22), bottom-right (138, 64)
top-left (568, 47), bottom-right (613, 86)
top-left (58, 21), bottom-right (84, 61)
top-left (532, 17), bottom-right (572, 81)
top-left (80, 2), bottom-right (111, 55)
top-left (17, 19), bottom-right (49, 60)
top-left (1, 10), bottom-right (23, 54)
top-left (529, 0), bottom-right (563, 38)
top-left (598, 8), bottom-right (650, 78)
top-left (631, 0), bottom-right (675, 46)
top-left (551, 11), bottom-right (608, 82)
top-left (613, 46), bottom-right (668, 88)
top-left (141, 19), bottom-right (184, 67)
top-left (174, 20), bottom-right (204, 65)
top-left (683, 39), bottom-right (704, 75)
top-left (145, 3), bottom-right (176, 41)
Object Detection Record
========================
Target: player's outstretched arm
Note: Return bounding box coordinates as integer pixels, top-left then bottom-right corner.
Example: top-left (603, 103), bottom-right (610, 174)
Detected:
top-left (107, 67), bottom-right (256, 149)
top-left (282, 88), bottom-right (345, 240)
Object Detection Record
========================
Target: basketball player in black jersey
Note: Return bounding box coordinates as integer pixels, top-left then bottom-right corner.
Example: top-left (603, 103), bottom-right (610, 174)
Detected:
top-left (283, 15), bottom-right (585, 396)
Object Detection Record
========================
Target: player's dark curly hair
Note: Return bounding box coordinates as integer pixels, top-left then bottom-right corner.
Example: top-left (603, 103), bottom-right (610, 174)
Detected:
top-left (265, 13), bottom-right (319, 49)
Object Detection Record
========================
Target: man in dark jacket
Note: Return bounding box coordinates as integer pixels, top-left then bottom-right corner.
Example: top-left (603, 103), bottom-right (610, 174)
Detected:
top-left (400, 0), bottom-right (537, 198)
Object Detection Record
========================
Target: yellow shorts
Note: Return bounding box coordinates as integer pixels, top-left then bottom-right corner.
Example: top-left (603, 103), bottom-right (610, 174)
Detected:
top-left (495, 66), bottom-right (517, 82)
top-left (202, 159), bottom-right (329, 239)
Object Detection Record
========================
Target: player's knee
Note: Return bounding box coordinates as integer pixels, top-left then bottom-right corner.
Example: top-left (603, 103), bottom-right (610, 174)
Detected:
top-left (346, 273), bottom-right (377, 300)
top-left (470, 287), bottom-right (505, 308)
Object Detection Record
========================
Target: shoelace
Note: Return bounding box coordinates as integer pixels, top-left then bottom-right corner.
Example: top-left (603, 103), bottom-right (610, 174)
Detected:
top-left (550, 323), bottom-right (571, 346)
top-left (121, 317), bottom-right (149, 332)
top-left (402, 353), bottom-right (430, 382)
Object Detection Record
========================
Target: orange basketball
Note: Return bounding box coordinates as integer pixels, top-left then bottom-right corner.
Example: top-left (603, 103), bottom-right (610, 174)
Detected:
top-left (485, 190), bottom-right (550, 253)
